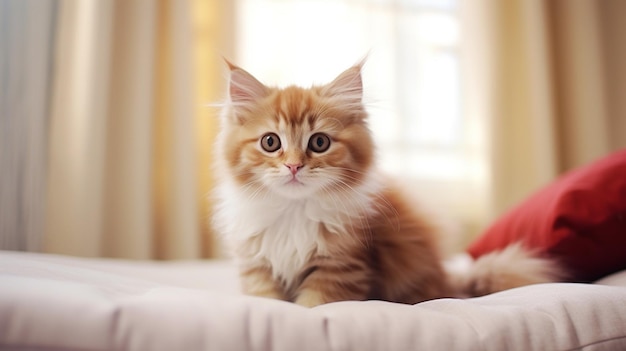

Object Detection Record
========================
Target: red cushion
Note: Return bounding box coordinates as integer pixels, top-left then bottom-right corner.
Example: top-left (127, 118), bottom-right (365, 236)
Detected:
top-left (467, 149), bottom-right (626, 282)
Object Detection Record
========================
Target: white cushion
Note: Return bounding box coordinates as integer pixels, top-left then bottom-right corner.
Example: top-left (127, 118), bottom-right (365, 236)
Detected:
top-left (1, 251), bottom-right (626, 350)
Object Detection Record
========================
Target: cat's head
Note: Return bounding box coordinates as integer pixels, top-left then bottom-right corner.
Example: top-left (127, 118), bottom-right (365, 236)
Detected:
top-left (217, 61), bottom-right (375, 200)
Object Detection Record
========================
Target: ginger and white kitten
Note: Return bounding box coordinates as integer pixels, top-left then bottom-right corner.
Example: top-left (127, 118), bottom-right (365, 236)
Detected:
top-left (213, 61), bottom-right (561, 307)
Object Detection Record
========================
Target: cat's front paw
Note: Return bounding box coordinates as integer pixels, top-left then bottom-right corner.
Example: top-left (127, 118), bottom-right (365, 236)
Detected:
top-left (247, 290), bottom-right (286, 301)
top-left (240, 272), bottom-right (288, 301)
top-left (294, 289), bottom-right (327, 308)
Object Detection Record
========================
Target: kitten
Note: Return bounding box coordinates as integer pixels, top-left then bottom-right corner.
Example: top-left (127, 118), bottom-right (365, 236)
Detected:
top-left (213, 61), bottom-right (562, 307)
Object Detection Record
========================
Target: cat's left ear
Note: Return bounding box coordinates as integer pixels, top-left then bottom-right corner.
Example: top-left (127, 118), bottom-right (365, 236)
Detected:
top-left (321, 64), bottom-right (363, 105)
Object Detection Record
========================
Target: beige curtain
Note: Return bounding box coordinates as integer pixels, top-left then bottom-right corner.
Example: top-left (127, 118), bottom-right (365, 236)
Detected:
top-left (44, 0), bottom-right (231, 259)
top-left (464, 0), bottom-right (626, 220)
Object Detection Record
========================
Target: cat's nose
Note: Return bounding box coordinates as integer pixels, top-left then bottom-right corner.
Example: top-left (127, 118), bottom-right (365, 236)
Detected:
top-left (284, 163), bottom-right (303, 175)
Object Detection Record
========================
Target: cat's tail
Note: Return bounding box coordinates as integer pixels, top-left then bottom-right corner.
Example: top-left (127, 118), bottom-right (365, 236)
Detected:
top-left (446, 243), bottom-right (565, 298)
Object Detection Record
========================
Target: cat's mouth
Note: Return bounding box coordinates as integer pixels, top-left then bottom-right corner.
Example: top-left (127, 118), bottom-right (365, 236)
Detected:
top-left (271, 174), bottom-right (322, 199)
top-left (285, 176), bottom-right (304, 186)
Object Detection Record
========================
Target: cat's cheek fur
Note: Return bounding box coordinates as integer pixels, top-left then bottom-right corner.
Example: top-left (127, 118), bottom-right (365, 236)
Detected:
top-left (338, 125), bottom-right (374, 169)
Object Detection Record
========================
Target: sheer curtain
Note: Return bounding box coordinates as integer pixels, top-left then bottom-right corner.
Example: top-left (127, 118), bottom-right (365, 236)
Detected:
top-left (4, 0), bottom-right (624, 257)
top-left (43, 0), bottom-right (231, 259)
top-left (464, 0), bottom-right (626, 220)
top-left (0, 0), bottom-right (231, 259)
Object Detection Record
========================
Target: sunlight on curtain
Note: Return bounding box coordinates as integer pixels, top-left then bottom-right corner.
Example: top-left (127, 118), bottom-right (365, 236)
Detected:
top-left (151, 0), bottom-right (200, 259)
top-left (235, 0), bottom-right (486, 247)
top-left (191, 0), bottom-right (234, 257)
top-left (43, 0), bottom-right (225, 259)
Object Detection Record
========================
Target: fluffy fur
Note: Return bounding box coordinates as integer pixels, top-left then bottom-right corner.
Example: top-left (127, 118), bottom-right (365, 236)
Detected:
top-left (212, 61), bottom-right (562, 307)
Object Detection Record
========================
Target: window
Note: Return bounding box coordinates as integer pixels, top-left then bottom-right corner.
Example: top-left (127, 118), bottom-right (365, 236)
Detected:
top-left (235, 0), bottom-right (487, 240)
top-left (235, 0), bottom-right (487, 242)
top-left (236, 0), bottom-right (473, 174)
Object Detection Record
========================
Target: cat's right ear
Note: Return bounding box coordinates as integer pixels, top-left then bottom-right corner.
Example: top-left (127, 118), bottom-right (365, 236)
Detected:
top-left (225, 59), bottom-right (269, 107)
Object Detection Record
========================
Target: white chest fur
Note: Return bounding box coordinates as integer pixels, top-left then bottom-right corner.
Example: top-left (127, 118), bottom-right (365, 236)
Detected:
top-left (250, 200), bottom-right (328, 285)
top-left (213, 175), bottom-right (382, 288)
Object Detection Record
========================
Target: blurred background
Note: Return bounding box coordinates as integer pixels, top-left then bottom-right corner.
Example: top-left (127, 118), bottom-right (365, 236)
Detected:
top-left (1, 0), bottom-right (624, 259)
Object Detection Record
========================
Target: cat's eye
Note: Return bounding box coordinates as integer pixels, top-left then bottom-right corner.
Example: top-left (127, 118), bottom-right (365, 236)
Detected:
top-left (260, 133), bottom-right (281, 152)
top-left (308, 133), bottom-right (331, 153)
